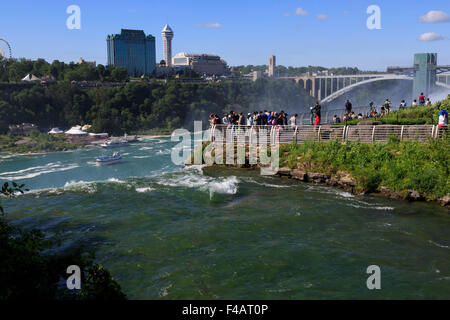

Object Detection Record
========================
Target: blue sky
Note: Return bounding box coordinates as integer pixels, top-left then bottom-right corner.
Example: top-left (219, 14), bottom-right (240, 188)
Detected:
top-left (1, 0), bottom-right (449, 70)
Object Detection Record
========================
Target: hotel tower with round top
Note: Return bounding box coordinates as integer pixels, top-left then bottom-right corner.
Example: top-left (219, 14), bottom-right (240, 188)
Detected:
top-left (161, 24), bottom-right (174, 67)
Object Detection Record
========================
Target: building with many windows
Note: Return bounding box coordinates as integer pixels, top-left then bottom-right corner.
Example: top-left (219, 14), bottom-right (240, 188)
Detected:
top-left (107, 29), bottom-right (156, 76)
top-left (172, 52), bottom-right (228, 76)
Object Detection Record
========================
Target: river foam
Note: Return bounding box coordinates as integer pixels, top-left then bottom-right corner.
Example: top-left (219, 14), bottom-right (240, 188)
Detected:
top-left (156, 166), bottom-right (238, 199)
top-left (0, 162), bottom-right (79, 180)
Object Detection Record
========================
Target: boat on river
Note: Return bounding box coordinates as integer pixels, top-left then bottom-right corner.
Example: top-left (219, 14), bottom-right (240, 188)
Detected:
top-left (100, 139), bottom-right (130, 148)
top-left (124, 134), bottom-right (140, 143)
top-left (96, 152), bottom-right (121, 164)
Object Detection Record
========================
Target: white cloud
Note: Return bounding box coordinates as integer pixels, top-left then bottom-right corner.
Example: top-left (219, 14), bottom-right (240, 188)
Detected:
top-left (317, 14), bottom-right (329, 20)
top-left (197, 22), bottom-right (223, 29)
top-left (418, 32), bottom-right (444, 41)
top-left (295, 8), bottom-right (308, 16)
top-left (419, 10), bottom-right (450, 23)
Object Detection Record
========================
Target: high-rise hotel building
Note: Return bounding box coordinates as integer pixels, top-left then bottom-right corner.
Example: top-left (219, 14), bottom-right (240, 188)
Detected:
top-left (161, 24), bottom-right (174, 67)
top-left (107, 29), bottom-right (156, 76)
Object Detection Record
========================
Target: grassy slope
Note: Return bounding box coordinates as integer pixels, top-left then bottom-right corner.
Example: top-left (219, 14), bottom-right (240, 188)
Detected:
top-left (280, 136), bottom-right (450, 200)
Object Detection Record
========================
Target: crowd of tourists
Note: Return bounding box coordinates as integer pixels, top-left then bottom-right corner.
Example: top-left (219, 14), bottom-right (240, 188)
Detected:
top-left (332, 93), bottom-right (434, 124)
top-left (209, 110), bottom-right (300, 127)
top-left (208, 92), bottom-right (447, 128)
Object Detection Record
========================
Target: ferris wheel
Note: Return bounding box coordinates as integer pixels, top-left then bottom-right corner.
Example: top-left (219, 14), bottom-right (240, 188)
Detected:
top-left (0, 38), bottom-right (12, 59)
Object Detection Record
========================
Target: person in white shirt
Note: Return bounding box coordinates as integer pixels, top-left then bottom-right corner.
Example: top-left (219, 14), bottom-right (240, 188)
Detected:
top-left (246, 113), bottom-right (253, 126)
top-left (438, 110), bottom-right (448, 128)
top-left (222, 114), bottom-right (230, 125)
top-left (412, 100), bottom-right (417, 107)
top-left (399, 100), bottom-right (407, 109)
top-left (289, 114), bottom-right (298, 127)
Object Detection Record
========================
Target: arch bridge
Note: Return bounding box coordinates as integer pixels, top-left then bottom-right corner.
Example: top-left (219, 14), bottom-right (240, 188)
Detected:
top-left (277, 53), bottom-right (450, 104)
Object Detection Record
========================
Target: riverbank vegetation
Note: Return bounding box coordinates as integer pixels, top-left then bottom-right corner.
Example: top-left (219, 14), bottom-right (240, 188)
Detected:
top-left (0, 131), bottom-right (80, 153)
top-left (0, 57), bottom-right (128, 82)
top-left (0, 79), bottom-right (313, 135)
top-left (279, 135), bottom-right (450, 201)
top-left (0, 182), bottom-right (127, 300)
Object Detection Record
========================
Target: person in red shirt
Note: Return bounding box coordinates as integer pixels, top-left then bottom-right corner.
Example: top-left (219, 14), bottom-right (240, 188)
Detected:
top-left (418, 93), bottom-right (426, 105)
top-left (314, 112), bottom-right (320, 128)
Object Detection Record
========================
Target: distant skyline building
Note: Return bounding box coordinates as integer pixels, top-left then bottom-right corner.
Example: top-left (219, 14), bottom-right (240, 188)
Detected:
top-left (78, 57), bottom-right (96, 67)
top-left (413, 53), bottom-right (437, 98)
top-left (172, 52), bottom-right (228, 76)
top-left (269, 55), bottom-right (276, 77)
top-left (161, 24), bottom-right (174, 67)
top-left (106, 29), bottom-right (156, 76)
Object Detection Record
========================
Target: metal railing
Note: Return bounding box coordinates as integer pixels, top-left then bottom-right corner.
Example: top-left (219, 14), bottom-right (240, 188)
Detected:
top-left (207, 124), bottom-right (447, 144)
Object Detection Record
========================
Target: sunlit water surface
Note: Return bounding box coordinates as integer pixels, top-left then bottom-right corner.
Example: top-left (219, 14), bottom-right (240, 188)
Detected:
top-left (1, 137), bottom-right (449, 299)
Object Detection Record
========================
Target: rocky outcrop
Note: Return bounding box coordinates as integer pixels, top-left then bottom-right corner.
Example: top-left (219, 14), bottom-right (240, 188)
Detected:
top-left (406, 190), bottom-right (423, 201)
top-left (272, 168), bottom-right (446, 206)
top-left (438, 195), bottom-right (450, 207)
top-left (274, 167), bottom-right (357, 192)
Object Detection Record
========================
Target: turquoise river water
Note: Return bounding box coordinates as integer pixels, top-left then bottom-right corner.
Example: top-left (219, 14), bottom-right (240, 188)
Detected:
top-left (0, 137), bottom-right (449, 299)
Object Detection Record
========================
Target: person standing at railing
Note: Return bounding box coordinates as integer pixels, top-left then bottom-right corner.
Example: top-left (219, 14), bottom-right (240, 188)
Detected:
top-left (310, 106), bottom-right (315, 125)
top-left (345, 100), bottom-right (352, 114)
top-left (267, 112), bottom-right (274, 125)
top-left (276, 113), bottom-right (284, 125)
top-left (383, 99), bottom-right (392, 114)
top-left (222, 113), bottom-right (230, 125)
top-left (246, 113), bottom-right (253, 126)
top-left (289, 114), bottom-right (298, 127)
top-left (399, 100), bottom-right (407, 109)
top-left (256, 111), bottom-right (262, 125)
top-left (209, 114), bottom-right (216, 127)
top-left (229, 111), bottom-right (238, 125)
top-left (438, 110), bottom-right (448, 129)
top-left (314, 102), bottom-right (321, 120)
top-left (314, 112), bottom-right (320, 129)
top-left (412, 99), bottom-right (418, 107)
top-left (426, 98), bottom-right (432, 106)
top-left (418, 93), bottom-right (426, 105)
top-left (281, 111), bottom-right (288, 126)
top-left (214, 114), bottom-right (222, 125)
top-left (238, 112), bottom-right (245, 125)
top-left (263, 110), bottom-right (269, 125)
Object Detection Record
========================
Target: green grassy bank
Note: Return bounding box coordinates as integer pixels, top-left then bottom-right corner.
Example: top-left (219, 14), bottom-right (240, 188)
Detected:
top-left (279, 136), bottom-right (449, 202)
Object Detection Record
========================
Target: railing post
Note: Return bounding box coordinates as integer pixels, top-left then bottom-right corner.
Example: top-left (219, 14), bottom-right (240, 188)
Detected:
top-left (431, 125), bottom-right (435, 139)
top-left (371, 125), bottom-right (376, 142)
top-left (318, 126), bottom-right (322, 141)
top-left (400, 125), bottom-right (404, 141)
